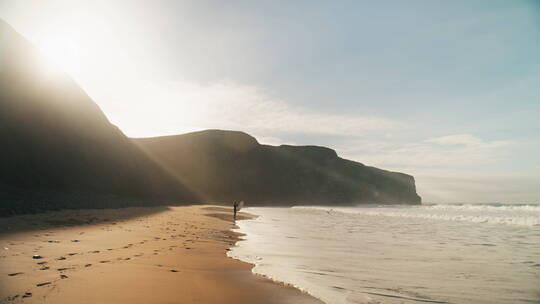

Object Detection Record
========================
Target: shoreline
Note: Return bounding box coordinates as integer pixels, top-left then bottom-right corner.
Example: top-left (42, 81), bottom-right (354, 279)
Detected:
top-left (0, 205), bottom-right (322, 304)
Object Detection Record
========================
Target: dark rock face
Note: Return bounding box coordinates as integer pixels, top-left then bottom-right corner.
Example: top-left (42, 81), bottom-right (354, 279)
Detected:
top-left (134, 131), bottom-right (421, 206)
top-left (0, 20), bottom-right (420, 215)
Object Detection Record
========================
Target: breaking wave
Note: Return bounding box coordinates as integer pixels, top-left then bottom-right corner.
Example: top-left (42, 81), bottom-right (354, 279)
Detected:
top-left (292, 203), bottom-right (540, 227)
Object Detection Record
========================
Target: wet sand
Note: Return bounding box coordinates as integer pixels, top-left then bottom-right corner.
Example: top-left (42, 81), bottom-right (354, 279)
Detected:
top-left (0, 205), bottom-right (322, 304)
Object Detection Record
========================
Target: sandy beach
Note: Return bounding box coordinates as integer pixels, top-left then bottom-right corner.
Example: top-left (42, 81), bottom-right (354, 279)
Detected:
top-left (0, 205), bottom-right (322, 304)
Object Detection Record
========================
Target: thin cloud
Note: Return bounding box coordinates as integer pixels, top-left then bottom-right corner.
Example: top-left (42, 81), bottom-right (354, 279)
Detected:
top-left (339, 134), bottom-right (511, 168)
top-left (425, 134), bottom-right (508, 147)
top-left (93, 80), bottom-right (401, 138)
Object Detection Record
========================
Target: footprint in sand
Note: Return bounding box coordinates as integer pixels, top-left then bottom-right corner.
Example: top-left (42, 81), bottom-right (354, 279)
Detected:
top-left (36, 282), bottom-right (51, 287)
top-left (57, 267), bottom-right (72, 271)
top-left (90, 250), bottom-right (100, 254)
top-left (99, 260), bottom-right (110, 263)
top-left (85, 264), bottom-right (92, 267)
top-left (169, 269), bottom-right (179, 272)
top-left (8, 272), bottom-right (23, 276)
top-left (37, 261), bottom-right (47, 265)
top-left (56, 257), bottom-right (66, 261)
top-left (60, 274), bottom-right (68, 279)
top-left (22, 292), bottom-right (32, 298)
top-left (39, 266), bottom-right (50, 270)
top-left (68, 253), bottom-right (77, 256)
top-left (32, 255), bottom-right (43, 259)
top-left (5, 295), bottom-right (19, 301)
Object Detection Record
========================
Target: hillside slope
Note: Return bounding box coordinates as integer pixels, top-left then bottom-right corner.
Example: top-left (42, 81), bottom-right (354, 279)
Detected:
top-left (0, 20), bottom-right (195, 214)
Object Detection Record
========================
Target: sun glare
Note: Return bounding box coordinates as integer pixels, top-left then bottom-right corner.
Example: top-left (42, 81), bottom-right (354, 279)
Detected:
top-left (36, 35), bottom-right (81, 77)
top-left (27, 9), bottom-right (113, 79)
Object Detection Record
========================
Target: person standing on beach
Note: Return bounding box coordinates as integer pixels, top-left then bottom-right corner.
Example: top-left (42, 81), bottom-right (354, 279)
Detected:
top-left (233, 201), bottom-right (239, 221)
top-left (233, 201), bottom-right (244, 221)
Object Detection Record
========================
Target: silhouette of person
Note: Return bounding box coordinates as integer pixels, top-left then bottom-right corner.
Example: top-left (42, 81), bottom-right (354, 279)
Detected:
top-left (233, 201), bottom-right (239, 221)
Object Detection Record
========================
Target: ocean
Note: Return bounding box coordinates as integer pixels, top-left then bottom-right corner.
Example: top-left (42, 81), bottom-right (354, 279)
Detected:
top-left (228, 204), bottom-right (540, 304)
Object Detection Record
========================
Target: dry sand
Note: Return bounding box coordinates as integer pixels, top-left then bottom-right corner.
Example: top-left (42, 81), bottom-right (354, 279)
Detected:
top-left (0, 205), bottom-right (322, 304)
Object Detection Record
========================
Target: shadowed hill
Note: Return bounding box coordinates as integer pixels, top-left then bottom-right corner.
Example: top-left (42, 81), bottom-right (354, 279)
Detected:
top-left (133, 130), bottom-right (421, 205)
top-left (0, 20), bottom-right (196, 215)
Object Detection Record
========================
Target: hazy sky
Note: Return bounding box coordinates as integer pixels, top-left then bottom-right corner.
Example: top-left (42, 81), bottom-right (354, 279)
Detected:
top-left (1, 0), bottom-right (539, 203)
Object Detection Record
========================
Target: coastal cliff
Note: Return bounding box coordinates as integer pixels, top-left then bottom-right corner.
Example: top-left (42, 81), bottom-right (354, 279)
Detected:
top-left (134, 130), bottom-right (421, 205)
top-left (0, 20), bottom-right (420, 215)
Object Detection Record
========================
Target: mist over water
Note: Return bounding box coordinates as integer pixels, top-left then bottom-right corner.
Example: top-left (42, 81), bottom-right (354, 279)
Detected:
top-left (228, 203), bottom-right (540, 304)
